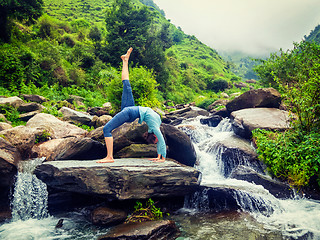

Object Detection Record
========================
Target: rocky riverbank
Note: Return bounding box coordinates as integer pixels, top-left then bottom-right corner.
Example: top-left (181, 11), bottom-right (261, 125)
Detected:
top-left (2, 87), bottom-right (311, 239)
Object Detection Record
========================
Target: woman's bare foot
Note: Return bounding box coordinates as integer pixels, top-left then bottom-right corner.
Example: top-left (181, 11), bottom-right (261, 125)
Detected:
top-left (121, 47), bottom-right (133, 62)
top-left (149, 158), bottom-right (165, 163)
top-left (96, 156), bottom-right (114, 163)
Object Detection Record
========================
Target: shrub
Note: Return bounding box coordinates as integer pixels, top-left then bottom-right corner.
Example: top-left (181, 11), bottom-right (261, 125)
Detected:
top-left (125, 198), bottom-right (164, 223)
top-left (207, 78), bottom-right (229, 92)
top-left (253, 129), bottom-right (320, 188)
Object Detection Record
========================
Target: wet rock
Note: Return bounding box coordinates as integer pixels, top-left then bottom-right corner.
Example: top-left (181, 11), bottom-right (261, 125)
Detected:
top-left (216, 134), bottom-right (263, 177)
top-left (200, 115), bottom-right (223, 127)
top-left (230, 108), bottom-right (292, 139)
top-left (91, 207), bottom-right (127, 226)
top-left (31, 138), bottom-right (65, 160)
top-left (230, 166), bottom-right (294, 199)
top-left (185, 185), bottom-right (275, 216)
top-left (165, 107), bottom-right (209, 126)
top-left (162, 124), bottom-right (197, 167)
top-left (97, 220), bottom-right (180, 240)
top-left (226, 88), bottom-right (281, 113)
top-left (34, 158), bottom-right (200, 200)
top-left (59, 107), bottom-right (93, 125)
top-left (0, 96), bottom-right (24, 108)
top-left (26, 113), bottom-right (87, 139)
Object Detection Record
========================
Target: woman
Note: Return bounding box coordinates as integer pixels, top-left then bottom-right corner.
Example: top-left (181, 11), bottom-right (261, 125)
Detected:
top-left (97, 48), bottom-right (166, 163)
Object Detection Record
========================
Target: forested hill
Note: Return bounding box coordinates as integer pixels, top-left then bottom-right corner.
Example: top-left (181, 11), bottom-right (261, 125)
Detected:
top-left (1, 0), bottom-right (239, 110)
top-left (304, 24), bottom-right (320, 44)
top-left (42, 0), bottom-right (237, 96)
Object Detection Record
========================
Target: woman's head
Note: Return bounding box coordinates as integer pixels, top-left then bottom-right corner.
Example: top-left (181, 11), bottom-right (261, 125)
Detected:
top-left (143, 132), bottom-right (158, 144)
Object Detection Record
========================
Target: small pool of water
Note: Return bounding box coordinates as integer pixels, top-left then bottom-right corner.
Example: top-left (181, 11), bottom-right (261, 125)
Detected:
top-left (172, 211), bottom-right (288, 240)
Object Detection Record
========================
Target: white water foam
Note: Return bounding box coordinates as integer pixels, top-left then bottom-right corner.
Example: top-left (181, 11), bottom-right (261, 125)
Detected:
top-left (178, 116), bottom-right (320, 239)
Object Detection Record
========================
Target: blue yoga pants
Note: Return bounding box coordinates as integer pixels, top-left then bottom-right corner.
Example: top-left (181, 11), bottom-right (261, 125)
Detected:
top-left (103, 80), bottom-right (140, 137)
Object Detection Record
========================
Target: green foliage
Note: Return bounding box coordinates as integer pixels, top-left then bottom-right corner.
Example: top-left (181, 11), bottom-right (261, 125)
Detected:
top-left (0, 104), bottom-right (25, 126)
top-left (125, 198), bottom-right (164, 223)
top-left (254, 41), bottom-right (320, 133)
top-left (207, 78), bottom-right (229, 92)
top-left (253, 129), bottom-right (320, 188)
top-left (107, 66), bottom-right (160, 110)
top-left (0, 0), bottom-right (44, 42)
top-left (35, 130), bottom-right (51, 144)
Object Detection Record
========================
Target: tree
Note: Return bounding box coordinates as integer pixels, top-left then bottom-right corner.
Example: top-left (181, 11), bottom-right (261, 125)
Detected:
top-left (101, 0), bottom-right (172, 83)
top-left (0, 0), bottom-right (44, 42)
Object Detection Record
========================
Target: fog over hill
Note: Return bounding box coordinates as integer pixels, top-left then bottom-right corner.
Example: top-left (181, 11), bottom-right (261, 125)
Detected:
top-left (154, 0), bottom-right (320, 57)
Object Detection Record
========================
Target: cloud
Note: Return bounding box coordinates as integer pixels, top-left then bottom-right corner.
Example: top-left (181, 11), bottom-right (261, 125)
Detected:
top-left (153, 0), bottom-right (320, 56)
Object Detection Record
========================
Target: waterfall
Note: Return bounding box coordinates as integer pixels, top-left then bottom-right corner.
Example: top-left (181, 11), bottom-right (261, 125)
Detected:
top-left (178, 116), bottom-right (320, 239)
top-left (11, 158), bottom-right (49, 221)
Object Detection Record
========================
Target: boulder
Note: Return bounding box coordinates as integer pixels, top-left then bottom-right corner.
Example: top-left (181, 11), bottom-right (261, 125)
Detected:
top-left (0, 114), bottom-right (7, 122)
top-left (230, 166), bottom-right (294, 199)
top-left (185, 185), bottom-right (275, 216)
top-left (0, 96), bottom-right (24, 108)
top-left (66, 95), bottom-right (85, 106)
top-left (216, 134), bottom-right (263, 177)
top-left (91, 207), bottom-right (127, 226)
top-left (31, 139), bottom-right (65, 160)
top-left (59, 107), bottom-right (93, 125)
top-left (0, 138), bottom-right (20, 208)
top-left (230, 108), bottom-right (292, 139)
top-left (21, 94), bottom-right (47, 103)
top-left (19, 111), bottom-right (42, 121)
top-left (26, 113), bottom-right (88, 139)
top-left (234, 82), bottom-right (248, 89)
top-left (162, 124), bottom-right (197, 167)
top-left (0, 122), bottom-right (12, 131)
top-left (97, 220), bottom-right (180, 240)
top-left (164, 107), bottom-right (209, 126)
top-left (17, 102), bottom-right (44, 113)
top-left (200, 115), bottom-right (223, 127)
top-left (208, 99), bottom-right (229, 112)
top-left (0, 125), bottom-right (48, 158)
top-left (34, 158), bottom-right (200, 200)
top-left (0, 137), bottom-right (19, 185)
top-left (226, 88), bottom-right (282, 113)
top-left (115, 144), bottom-right (157, 158)
top-left (88, 107), bottom-right (111, 117)
top-left (88, 121), bottom-right (196, 166)
top-left (91, 115), bottom-right (112, 128)
top-left (32, 137), bottom-right (106, 161)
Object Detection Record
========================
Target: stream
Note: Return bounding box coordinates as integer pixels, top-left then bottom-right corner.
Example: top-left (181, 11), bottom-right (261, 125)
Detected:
top-left (0, 117), bottom-right (320, 239)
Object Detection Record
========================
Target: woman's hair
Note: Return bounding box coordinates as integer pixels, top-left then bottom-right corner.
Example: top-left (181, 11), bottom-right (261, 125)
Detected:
top-left (143, 132), bottom-right (158, 144)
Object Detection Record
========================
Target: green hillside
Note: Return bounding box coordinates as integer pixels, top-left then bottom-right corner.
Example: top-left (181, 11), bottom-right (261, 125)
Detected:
top-left (305, 24), bottom-right (320, 44)
top-left (1, 0), bottom-right (243, 112)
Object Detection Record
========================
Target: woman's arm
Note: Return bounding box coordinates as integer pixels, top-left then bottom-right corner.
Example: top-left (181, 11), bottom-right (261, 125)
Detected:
top-left (149, 128), bottom-right (166, 162)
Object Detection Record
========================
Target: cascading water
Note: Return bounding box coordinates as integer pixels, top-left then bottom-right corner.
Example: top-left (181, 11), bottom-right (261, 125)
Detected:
top-left (11, 158), bottom-right (49, 221)
top-left (0, 158), bottom-right (109, 239)
top-left (178, 116), bottom-right (320, 239)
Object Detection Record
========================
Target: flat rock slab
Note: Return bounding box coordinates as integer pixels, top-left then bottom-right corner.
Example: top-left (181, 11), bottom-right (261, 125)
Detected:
top-left (34, 158), bottom-right (200, 200)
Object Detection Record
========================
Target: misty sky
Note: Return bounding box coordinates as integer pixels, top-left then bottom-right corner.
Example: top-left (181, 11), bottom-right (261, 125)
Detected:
top-left (153, 0), bottom-right (320, 56)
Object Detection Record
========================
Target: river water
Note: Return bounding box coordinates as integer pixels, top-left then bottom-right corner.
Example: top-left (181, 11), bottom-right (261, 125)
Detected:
top-left (0, 117), bottom-right (320, 239)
